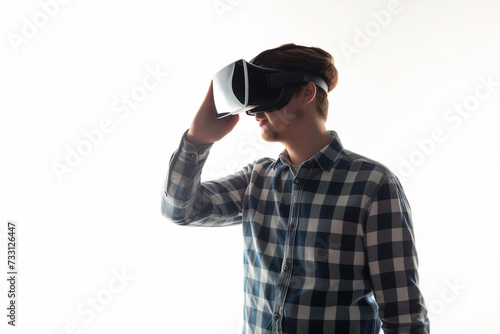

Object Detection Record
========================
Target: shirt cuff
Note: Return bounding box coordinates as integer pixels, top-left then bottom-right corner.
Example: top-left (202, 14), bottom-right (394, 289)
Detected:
top-left (178, 129), bottom-right (213, 164)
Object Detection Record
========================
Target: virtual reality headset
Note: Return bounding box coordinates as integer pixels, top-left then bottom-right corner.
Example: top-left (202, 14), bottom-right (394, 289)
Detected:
top-left (212, 59), bottom-right (329, 119)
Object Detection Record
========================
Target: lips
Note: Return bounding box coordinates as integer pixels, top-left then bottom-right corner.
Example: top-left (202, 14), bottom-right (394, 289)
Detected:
top-left (255, 115), bottom-right (267, 127)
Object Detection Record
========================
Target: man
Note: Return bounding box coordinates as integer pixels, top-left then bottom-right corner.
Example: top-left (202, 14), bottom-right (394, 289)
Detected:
top-left (161, 44), bottom-right (429, 333)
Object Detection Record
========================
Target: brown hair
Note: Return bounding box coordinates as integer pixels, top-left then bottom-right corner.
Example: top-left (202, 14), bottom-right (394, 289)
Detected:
top-left (250, 43), bottom-right (338, 120)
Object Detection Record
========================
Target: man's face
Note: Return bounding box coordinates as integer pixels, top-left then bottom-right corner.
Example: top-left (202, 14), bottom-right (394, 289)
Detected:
top-left (254, 96), bottom-right (304, 142)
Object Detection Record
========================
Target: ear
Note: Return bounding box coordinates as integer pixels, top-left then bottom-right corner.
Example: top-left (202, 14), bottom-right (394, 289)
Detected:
top-left (301, 81), bottom-right (317, 105)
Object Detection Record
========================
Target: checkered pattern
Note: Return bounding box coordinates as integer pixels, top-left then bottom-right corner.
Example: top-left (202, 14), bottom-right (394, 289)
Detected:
top-left (162, 130), bottom-right (429, 334)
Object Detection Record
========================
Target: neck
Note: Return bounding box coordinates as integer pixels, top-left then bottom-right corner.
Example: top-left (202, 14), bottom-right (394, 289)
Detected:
top-left (282, 121), bottom-right (332, 165)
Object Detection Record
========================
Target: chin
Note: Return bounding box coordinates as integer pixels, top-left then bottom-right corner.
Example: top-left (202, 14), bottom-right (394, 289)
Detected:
top-left (261, 128), bottom-right (282, 143)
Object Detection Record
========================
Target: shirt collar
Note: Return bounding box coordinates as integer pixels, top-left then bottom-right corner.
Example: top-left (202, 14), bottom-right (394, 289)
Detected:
top-left (271, 131), bottom-right (344, 172)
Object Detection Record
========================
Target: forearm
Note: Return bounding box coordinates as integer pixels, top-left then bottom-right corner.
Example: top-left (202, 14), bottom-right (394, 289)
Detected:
top-left (162, 130), bottom-right (213, 223)
top-left (365, 175), bottom-right (430, 333)
top-left (161, 130), bottom-right (247, 226)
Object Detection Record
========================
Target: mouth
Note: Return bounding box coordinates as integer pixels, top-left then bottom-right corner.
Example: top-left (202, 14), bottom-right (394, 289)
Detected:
top-left (255, 115), bottom-right (268, 127)
top-left (257, 119), bottom-right (268, 127)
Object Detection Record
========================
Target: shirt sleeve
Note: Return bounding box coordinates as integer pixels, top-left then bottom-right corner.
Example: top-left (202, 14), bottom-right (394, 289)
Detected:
top-left (161, 130), bottom-right (250, 227)
top-left (364, 174), bottom-right (430, 334)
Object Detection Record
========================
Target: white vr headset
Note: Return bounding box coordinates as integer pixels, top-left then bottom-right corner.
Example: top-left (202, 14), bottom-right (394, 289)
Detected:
top-left (212, 59), bottom-right (328, 119)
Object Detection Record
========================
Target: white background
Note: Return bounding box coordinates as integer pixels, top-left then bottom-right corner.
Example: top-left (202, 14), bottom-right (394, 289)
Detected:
top-left (1, 0), bottom-right (499, 333)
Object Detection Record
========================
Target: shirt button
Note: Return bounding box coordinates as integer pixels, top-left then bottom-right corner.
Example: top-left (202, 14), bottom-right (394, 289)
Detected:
top-left (274, 313), bottom-right (279, 320)
top-left (294, 179), bottom-right (300, 184)
top-left (191, 153), bottom-right (196, 159)
top-left (289, 224), bottom-right (294, 230)
top-left (283, 264), bottom-right (289, 271)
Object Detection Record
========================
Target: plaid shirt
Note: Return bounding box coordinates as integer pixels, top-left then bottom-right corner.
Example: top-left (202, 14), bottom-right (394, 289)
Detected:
top-left (162, 130), bottom-right (429, 334)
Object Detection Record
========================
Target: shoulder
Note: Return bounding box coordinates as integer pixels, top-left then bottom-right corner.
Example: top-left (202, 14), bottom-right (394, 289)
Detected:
top-left (336, 148), bottom-right (403, 190)
top-left (342, 149), bottom-right (394, 176)
top-left (246, 157), bottom-right (277, 175)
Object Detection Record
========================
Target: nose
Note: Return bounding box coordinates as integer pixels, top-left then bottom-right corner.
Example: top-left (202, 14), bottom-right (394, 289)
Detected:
top-left (254, 112), bottom-right (266, 121)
